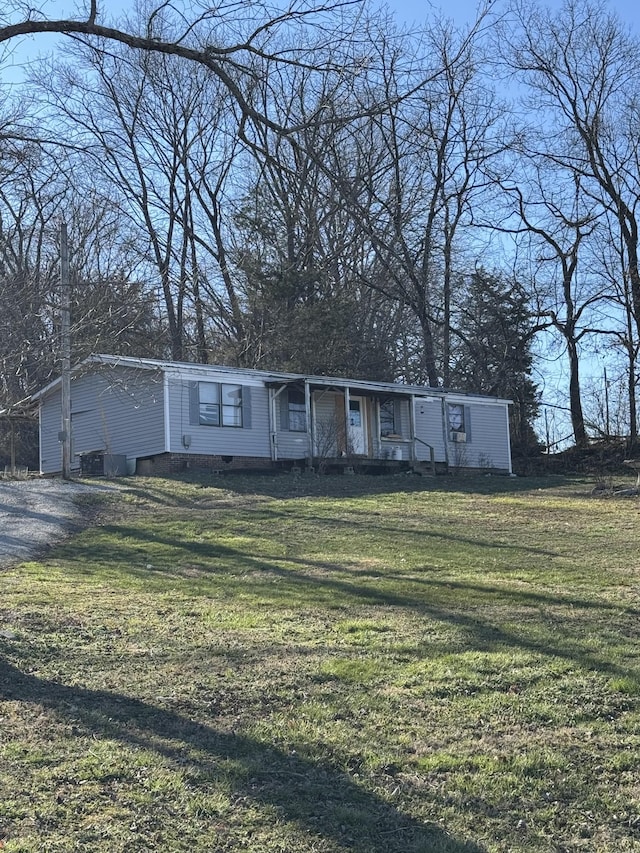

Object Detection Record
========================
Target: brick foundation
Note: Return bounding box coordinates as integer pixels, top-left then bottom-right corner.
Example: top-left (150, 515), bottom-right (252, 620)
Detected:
top-left (135, 453), bottom-right (274, 476)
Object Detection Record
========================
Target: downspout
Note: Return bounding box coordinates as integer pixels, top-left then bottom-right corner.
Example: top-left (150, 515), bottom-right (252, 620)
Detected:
top-left (441, 397), bottom-right (450, 467)
top-left (408, 394), bottom-right (416, 463)
top-left (38, 404), bottom-right (43, 474)
top-left (163, 371), bottom-right (171, 452)
top-left (305, 381), bottom-right (313, 465)
top-left (505, 403), bottom-right (513, 475)
top-left (269, 387), bottom-right (277, 462)
top-left (270, 385), bottom-right (287, 462)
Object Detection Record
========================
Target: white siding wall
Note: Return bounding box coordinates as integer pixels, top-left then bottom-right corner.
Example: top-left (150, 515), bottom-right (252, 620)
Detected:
top-left (39, 367), bottom-right (165, 474)
top-left (271, 387), bottom-right (308, 459)
top-left (413, 397), bottom-right (511, 471)
top-left (167, 375), bottom-right (271, 458)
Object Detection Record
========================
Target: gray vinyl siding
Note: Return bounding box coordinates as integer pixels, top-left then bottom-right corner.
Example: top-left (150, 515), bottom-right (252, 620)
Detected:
top-left (39, 392), bottom-right (64, 474)
top-left (414, 398), bottom-right (447, 463)
top-left (39, 366), bottom-right (165, 474)
top-left (37, 358), bottom-right (512, 475)
top-left (166, 376), bottom-right (271, 458)
top-left (445, 401), bottom-right (511, 471)
top-left (276, 430), bottom-right (309, 459)
top-left (274, 389), bottom-right (309, 459)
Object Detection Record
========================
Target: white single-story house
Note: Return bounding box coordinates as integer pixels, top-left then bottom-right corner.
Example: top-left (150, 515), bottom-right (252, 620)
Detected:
top-left (32, 354), bottom-right (513, 476)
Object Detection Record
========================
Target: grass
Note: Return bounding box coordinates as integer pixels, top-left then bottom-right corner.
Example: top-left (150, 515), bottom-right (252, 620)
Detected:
top-left (1, 472), bottom-right (639, 851)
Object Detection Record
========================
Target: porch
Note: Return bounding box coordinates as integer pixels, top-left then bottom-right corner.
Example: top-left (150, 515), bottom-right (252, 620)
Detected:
top-left (267, 378), bottom-right (438, 472)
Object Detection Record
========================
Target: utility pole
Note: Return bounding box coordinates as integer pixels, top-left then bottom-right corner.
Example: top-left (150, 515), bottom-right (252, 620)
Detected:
top-left (60, 222), bottom-right (71, 480)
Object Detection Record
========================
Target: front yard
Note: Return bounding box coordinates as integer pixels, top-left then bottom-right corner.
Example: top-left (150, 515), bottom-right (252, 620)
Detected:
top-left (1, 473), bottom-right (639, 851)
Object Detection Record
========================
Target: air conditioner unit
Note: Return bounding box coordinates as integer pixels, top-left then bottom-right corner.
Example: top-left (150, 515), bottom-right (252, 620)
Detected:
top-left (451, 432), bottom-right (466, 443)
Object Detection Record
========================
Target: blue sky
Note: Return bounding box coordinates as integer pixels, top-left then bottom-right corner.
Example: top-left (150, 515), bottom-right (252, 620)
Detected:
top-left (7, 0), bottom-right (640, 32)
top-left (4, 0), bottom-right (638, 70)
top-left (389, 0), bottom-right (638, 29)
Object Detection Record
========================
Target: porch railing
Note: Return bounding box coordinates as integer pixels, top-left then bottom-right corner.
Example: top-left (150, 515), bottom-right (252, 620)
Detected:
top-left (413, 436), bottom-right (436, 475)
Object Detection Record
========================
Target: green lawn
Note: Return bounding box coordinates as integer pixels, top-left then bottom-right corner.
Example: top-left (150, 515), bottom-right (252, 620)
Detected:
top-left (1, 473), bottom-right (639, 852)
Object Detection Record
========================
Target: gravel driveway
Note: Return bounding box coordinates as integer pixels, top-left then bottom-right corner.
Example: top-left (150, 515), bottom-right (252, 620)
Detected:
top-left (0, 479), bottom-right (112, 568)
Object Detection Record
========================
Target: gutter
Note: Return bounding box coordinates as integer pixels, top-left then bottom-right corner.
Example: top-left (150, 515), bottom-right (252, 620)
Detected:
top-left (164, 371), bottom-right (171, 453)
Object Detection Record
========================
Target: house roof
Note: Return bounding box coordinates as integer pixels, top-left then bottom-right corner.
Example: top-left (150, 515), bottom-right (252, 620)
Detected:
top-left (31, 353), bottom-right (512, 405)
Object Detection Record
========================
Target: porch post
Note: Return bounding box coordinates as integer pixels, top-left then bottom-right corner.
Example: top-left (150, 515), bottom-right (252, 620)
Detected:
top-left (269, 386), bottom-right (277, 461)
top-left (269, 384), bottom-right (287, 462)
top-left (409, 394), bottom-right (417, 462)
top-left (344, 386), bottom-right (351, 455)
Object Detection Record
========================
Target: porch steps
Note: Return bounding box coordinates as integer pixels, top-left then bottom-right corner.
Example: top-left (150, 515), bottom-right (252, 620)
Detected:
top-left (410, 460), bottom-right (436, 476)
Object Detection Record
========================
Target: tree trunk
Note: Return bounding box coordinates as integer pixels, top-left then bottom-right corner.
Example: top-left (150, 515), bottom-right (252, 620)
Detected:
top-left (567, 339), bottom-right (587, 448)
top-left (627, 347), bottom-right (638, 451)
top-left (419, 309), bottom-right (440, 388)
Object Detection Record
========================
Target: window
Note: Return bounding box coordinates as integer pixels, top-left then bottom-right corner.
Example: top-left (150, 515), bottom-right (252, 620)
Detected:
top-left (379, 399), bottom-right (396, 437)
top-left (287, 388), bottom-right (307, 432)
top-left (447, 403), bottom-right (466, 440)
top-left (199, 382), bottom-right (220, 426)
top-left (221, 384), bottom-right (242, 427)
top-left (349, 399), bottom-right (362, 428)
top-left (198, 382), bottom-right (243, 427)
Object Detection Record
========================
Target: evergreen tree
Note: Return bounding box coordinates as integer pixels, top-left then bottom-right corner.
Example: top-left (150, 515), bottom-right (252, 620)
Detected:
top-left (236, 262), bottom-right (400, 379)
top-left (450, 269), bottom-right (540, 455)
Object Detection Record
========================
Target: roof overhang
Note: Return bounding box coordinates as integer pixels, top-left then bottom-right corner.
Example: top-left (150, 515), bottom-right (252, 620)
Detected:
top-left (265, 376), bottom-right (432, 398)
top-left (29, 353), bottom-right (513, 407)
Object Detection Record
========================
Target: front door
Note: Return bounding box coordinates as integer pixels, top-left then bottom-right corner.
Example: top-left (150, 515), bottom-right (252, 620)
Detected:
top-left (348, 397), bottom-right (367, 455)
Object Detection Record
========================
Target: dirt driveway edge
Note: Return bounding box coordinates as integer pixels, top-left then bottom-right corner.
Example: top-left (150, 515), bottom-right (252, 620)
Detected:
top-left (0, 479), bottom-right (118, 568)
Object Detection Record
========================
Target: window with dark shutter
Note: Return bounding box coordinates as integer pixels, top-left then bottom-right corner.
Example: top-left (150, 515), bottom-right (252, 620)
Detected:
top-left (190, 381), bottom-right (246, 428)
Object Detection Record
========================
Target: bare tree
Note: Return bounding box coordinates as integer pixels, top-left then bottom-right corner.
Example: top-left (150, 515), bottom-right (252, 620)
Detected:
top-left (499, 169), bottom-right (603, 447)
top-left (229, 54), bottom-right (404, 375)
top-left (0, 138), bottom-right (158, 403)
top-left (2, 0), bottom-right (530, 396)
top-left (34, 32), bottom-right (245, 362)
top-left (11, 0), bottom-right (440, 370)
top-left (586, 211), bottom-right (640, 444)
top-left (0, 0), bottom-right (379, 141)
top-left (504, 0), bottom-right (640, 443)
top-left (329, 14), bottom-right (509, 386)
top-left (0, 142), bottom-right (65, 407)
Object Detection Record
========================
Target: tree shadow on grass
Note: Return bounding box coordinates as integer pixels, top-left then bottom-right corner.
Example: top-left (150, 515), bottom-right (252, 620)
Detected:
top-left (60, 521), bottom-right (640, 686)
top-left (163, 471), bottom-right (575, 500)
top-left (0, 657), bottom-right (484, 853)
